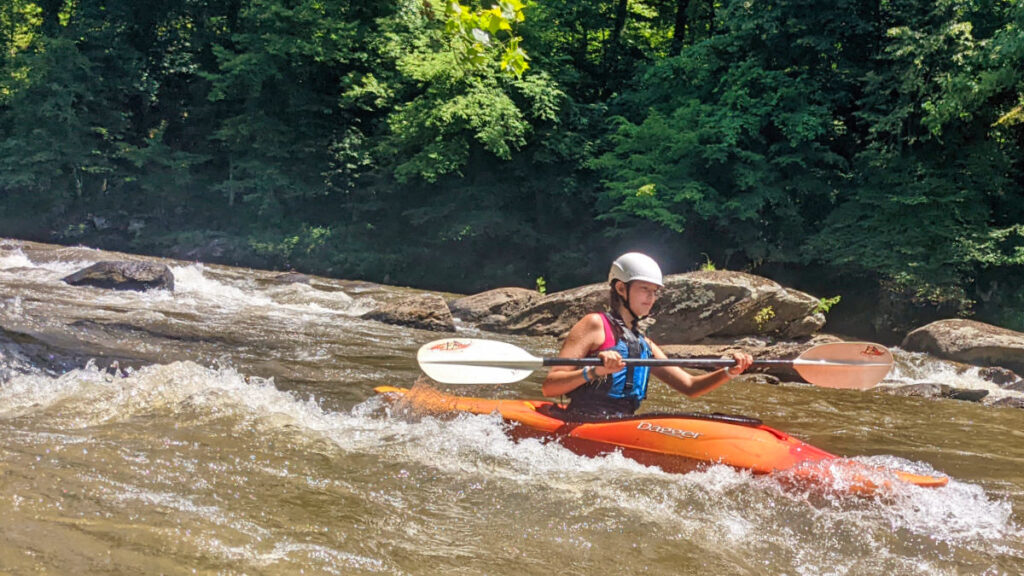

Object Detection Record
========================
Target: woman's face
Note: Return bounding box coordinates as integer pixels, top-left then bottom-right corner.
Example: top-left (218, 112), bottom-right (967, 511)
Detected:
top-left (617, 280), bottom-right (661, 316)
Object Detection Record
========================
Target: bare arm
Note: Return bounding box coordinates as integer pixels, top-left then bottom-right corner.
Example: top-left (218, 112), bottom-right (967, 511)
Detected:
top-left (649, 340), bottom-right (753, 398)
top-left (541, 314), bottom-right (625, 397)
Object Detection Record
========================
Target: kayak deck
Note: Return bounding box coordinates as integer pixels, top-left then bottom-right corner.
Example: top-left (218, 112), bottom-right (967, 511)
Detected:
top-left (374, 386), bottom-right (948, 495)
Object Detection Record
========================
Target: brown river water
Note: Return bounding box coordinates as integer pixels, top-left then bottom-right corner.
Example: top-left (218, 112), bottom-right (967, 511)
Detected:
top-left (1, 240), bottom-right (1022, 575)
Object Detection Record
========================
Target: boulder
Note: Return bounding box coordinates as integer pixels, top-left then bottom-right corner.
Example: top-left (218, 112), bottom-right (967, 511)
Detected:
top-left (499, 283), bottom-right (607, 337)
top-left (449, 287), bottom-right (540, 322)
top-left (948, 388), bottom-right (991, 402)
top-left (271, 271), bottom-right (312, 285)
top-left (902, 319), bottom-right (1024, 374)
top-left (1003, 379), bottom-right (1024, 393)
top-left (880, 382), bottom-right (989, 402)
top-left (988, 397), bottom-right (1024, 409)
top-left (881, 383), bottom-right (947, 398)
top-left (649, 271), bottom-right (825, 342)
top-left (62, 261), bottom-right (175, 291)
top-left (977, 366), bottom-right (1024, 391)
top-left (362, 293), bottom-right (456, 332)
top-left (494, 270), bottom-right (826, 343)
top-left (661, 335), bottom-right (844, 382)
top-left (739, 373), bottom-right (782, 386)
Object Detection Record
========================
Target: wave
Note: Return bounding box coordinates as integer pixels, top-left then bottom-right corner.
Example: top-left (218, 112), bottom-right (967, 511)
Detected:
top-left (1, 360), bottom-right (1017, 554)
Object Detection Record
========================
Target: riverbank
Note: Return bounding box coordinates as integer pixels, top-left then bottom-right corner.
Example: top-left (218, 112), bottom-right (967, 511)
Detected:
top-left (3, 237), bottom-right (1023, 410)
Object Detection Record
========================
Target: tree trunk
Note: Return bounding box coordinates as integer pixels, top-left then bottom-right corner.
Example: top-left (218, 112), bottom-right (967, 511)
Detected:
top-left (604, 0), bottom-right (629, 78)
top-left (36, 0), bottom-right (66, 36)
top-left (670, 0), bottom-right (691, 55)
top-left (611, 0), bottom-right (628, 42)
top-left (228, 157), bottom-right (235, 207)
top-left (577, 20), bottom-right (588, 71)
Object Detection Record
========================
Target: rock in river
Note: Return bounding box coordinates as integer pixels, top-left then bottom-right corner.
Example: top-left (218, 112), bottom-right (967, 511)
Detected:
top-left (902, 319), bottom-right (1024, 375)
top-left (362, 292), bottom-right (456, 332)
top-left (485, 270), bottom-right (825, 343)
top-left (62, 260), bottom-right (175, 291)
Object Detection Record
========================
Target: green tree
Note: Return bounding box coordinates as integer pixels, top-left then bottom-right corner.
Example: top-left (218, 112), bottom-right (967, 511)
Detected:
top-left (0, 37), bottom-right (121, 200)
top-left (812, 0), bottom-right (1024, 315)
top-left (594, 0), bottom-right (874, 267)
top-left (205, 0), bottom-right (371, 216)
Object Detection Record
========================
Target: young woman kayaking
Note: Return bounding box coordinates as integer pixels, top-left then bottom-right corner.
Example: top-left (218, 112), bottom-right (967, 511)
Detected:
top-left (542, 252), bottom-right (754, 418)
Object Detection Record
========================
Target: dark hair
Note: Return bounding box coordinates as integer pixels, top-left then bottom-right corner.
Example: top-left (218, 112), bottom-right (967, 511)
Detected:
top-left (608, 282), bottom-right (624, 312)
top-left (606, 282), bottom-right (629, 338)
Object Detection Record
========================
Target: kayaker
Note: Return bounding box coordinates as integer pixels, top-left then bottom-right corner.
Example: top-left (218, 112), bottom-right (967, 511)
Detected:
top-left (542, 252), bottom-right (753, 418)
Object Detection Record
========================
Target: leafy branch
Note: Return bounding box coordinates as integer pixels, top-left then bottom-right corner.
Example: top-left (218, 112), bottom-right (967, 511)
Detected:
top-left (444, 0), bottom-right (529, 77)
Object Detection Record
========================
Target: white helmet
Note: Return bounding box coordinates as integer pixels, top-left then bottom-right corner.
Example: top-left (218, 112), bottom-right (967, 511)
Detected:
top-left (608, 252), bottom-right (664, 287)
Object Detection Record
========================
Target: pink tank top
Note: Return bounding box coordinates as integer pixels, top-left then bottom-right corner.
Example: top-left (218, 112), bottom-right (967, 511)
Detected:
top-left (597, 313), bottom-right (616, 351)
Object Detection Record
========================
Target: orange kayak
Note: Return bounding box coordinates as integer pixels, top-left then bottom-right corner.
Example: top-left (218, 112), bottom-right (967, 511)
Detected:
top-left (374, 386), bottom-right (948, 495)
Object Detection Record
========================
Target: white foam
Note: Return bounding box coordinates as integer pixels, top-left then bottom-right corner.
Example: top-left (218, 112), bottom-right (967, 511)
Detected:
top-left (261, 542), bottom-right (387, 573)
top-left (0, 247), bottom-right (95, 278)
top-left (168, 264), bottom-right (368, 317)
top-left (0, 248), bottom-right (33, 270)
top-left (888, 350), bottom-right (1024, 401)
top-left (170, 264), bottom-right (275, 306)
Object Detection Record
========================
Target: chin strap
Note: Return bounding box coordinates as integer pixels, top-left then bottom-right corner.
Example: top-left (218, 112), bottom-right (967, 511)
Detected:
top-left (619, 282), bottom-right (646, 331)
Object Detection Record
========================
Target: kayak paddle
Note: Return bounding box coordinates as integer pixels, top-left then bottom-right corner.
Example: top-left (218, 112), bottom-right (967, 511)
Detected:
top-left (417, 338), bottom-right (893, 389)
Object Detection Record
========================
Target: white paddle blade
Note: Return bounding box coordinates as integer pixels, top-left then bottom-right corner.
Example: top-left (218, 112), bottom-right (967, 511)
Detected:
top-left (416, 338), bottom-right (544, 384)
top-left (793, 342), bottom-right (893, 389)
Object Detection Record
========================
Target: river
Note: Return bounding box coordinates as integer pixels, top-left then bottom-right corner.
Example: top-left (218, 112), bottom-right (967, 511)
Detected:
top-left (1, 240), bottom-right (1022, 575)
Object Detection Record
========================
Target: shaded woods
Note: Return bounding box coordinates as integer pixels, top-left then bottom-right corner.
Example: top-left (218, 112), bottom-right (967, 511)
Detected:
top-left (1, 0), bottom-right (1022, 339)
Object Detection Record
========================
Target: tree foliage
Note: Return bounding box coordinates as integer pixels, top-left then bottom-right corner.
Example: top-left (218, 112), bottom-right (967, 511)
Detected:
top-left (1, 0), bottom-right (1022, 331)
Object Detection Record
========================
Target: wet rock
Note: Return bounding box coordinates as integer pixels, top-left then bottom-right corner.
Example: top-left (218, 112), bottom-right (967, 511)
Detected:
top-left (497, 283), bottom-right (606, 337)
top-left (977, 366), bottom-right (1024, 391)
top-left (660, 335), bottom-right (844, 382)
top-left (947, 388), bottom-right (990, 402)
top-left (988, 397), bottom-right (1024, 409)
top-left (880, 382), bottom-right (989, 402)
top-left (449, 287), bottom-right (540, 322)
top-left (493, 270), bottom-right (826, 343)
top-left (362, 293), bottom-right (455, 332)
top-left (1004, 380), bottom-right (1024, 393)
top-left (62, 261), bottom-right (175, 291)
top-left (271, 271), bottom-right (312, 285)
top-left (883, 383), bottom-right (948, 398)
top-left (736, 373), bottom-right (782, 386)
top-left (650, 271), bottom-right (825, 342)
top-left (659, 336), bottom-right (843, 362)
top-left (902, 319), bottom-right (1024, 375)
top-left (915, 356), bottom-right (1024, 392)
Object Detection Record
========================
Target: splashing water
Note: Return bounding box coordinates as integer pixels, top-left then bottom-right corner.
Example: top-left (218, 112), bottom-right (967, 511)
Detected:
top-left (1, 239), bottom-right (1023, 575)
top-left (1, 360), bottom-right (1018, 575)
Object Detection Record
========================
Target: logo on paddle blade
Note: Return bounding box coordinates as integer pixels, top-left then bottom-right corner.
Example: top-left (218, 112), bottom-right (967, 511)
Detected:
top-left (861, 345), bottom-right (887, 357)
top-left (430, 340), bottom-right (472, 352)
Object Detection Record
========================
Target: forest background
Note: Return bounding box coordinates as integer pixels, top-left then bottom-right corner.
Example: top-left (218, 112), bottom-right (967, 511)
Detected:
top-left (1, 0), bottom-right (1022, 341)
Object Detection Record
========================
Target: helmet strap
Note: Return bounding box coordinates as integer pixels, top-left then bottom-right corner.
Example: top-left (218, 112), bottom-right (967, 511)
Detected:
top-left (615, 281), bottom-right (645, 332)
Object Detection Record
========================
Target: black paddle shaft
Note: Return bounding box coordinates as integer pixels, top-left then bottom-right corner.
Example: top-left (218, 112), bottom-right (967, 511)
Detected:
top-left (541, 358), bottom-right (792, 368)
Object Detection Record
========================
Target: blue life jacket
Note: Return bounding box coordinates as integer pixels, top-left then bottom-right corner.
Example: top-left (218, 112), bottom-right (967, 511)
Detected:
top-left (566, 312), bottom-right (652, 417)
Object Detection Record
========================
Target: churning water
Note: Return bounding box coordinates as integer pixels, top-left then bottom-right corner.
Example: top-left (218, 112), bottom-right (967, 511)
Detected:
top-left (1, 242), bottom-right (1022, 574)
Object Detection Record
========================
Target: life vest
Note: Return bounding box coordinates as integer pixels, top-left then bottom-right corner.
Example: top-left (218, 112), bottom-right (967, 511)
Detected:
top-left (566, 312), bottom-right (653, 417)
